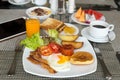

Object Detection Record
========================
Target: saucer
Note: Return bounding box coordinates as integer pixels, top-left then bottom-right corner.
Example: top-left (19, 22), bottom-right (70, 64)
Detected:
top-left (81, 27), bottom-right (116, 43)
top-left (8, 0), bottom-right (31, 5)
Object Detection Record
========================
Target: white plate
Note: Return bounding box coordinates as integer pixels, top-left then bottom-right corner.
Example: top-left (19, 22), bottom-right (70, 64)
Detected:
top-left (71, 13), bottom-right (106, 26)
top-left (81, 27), bottom-right (116, 43)
top-left (8, 0), bottom-right (31, 5)
top-left (22, 37), bottom-right (97, 78)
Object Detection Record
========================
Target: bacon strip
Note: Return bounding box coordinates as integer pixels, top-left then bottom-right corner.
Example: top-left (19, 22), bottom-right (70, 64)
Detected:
top-left (27, 50), bottom-right (56, 74)
top-left (27, 55), bottom-right (40, 64)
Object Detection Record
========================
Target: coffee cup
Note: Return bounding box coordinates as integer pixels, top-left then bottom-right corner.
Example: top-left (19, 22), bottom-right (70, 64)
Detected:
top-left (89, 20), bottom-right (114, 38)
top-left (14, 0), bottom-right (25, 3)
top-left (31, 0), bottom-right (47, 6)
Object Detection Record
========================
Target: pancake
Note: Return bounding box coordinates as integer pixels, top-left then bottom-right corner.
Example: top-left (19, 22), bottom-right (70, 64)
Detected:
top-left (70, 51), bottom-right (94, 65)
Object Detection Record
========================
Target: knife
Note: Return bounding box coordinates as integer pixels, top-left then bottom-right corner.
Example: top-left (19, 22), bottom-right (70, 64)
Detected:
top-left (116, 51), bottom-right (120, 63)
top-left (92, 42), bottom-right (112, 80)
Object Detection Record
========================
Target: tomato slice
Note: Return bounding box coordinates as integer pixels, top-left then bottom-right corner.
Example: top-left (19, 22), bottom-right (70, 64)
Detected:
top-left (40, 45), bottom-right (53, 56)
top-left (48, 42), bottom-right (61, 53)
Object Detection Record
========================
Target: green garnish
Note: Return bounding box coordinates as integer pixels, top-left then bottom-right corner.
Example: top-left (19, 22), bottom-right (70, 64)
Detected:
top-left (48, 29), bottom-right (61, 44)
top-left (20, 33), bottom-right (44, 50)
top-left (48, 29), bottom-right (58, 38)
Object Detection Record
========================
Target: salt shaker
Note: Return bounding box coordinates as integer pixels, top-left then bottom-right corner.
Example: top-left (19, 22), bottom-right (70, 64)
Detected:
top-left (68, 0), bottom-right (75, 13)
top-left (49, 0), bottom-right (58, 14)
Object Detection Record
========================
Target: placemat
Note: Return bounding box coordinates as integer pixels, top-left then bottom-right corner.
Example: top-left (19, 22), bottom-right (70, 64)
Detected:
top-left (0, 13), bottom-right (120, 80)
top-left (0, 37), bottom-right (120, 80)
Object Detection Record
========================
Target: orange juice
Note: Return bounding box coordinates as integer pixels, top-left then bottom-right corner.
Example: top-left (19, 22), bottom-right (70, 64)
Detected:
top-left (26, 19), bottom-right (40, 37)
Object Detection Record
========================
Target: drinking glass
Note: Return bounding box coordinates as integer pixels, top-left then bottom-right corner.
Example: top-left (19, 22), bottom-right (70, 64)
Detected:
top-left (26, 19), bottom-right (40, 37)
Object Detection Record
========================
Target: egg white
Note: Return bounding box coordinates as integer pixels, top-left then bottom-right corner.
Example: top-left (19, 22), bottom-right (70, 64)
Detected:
top-left (47, 53), bottom-right (71, 72)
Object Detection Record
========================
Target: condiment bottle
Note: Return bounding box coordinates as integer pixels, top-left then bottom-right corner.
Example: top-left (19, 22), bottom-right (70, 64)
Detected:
top-left (68, 0), bottom-right (75, 13)
top-left (49, 0), bottom-right (58, 14)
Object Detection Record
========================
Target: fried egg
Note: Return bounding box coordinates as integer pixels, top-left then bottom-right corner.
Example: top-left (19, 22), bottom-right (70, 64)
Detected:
top-left (47, 53), bottom-right (71, 72)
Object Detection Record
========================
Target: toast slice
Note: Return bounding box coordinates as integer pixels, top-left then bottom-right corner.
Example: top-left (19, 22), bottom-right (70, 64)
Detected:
top-left (41, 18), bottom-right (65, 32)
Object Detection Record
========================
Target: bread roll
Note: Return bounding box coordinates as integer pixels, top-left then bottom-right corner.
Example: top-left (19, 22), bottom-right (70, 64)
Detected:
top-left (70, 51), bottom-right (94, 65)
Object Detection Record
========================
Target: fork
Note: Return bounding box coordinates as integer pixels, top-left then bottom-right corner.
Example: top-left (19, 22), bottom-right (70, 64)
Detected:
top-left (7, 39), bottom-right (23, 76)
top-left (92, 43), bottom-right (112, 80)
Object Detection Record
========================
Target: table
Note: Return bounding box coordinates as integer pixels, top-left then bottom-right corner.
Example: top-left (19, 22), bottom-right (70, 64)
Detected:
top-left (0, 0), bottom-right (120, 80)
top-left (0, 41), bottom-right (120, 80)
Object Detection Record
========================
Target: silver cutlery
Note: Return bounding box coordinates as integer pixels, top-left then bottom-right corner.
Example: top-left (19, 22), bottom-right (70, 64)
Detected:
top-left (107, 31), bottom-right (112, 43)
top-left (92, 42), bottom-right (112, 80)
top-left (7, 39), bottom-right (23, 76)
top-left (116, 51), bottom-right (120, 63)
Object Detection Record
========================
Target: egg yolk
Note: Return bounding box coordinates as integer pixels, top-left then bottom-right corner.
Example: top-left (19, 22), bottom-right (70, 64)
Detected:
top-left (57, 55), bottom-right (70, 64)
top-left (63, 26), bottom-right (75, 34)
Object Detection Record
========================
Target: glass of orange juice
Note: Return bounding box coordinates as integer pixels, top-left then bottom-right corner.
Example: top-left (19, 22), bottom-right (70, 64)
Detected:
top-left (26, 19), bottom-right (40, 37)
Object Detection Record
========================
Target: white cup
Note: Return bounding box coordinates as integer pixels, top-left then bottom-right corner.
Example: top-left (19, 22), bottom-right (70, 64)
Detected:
top-left (14, 0), bottom-right (25, 3)
top-left (31, 0), bottom-right (47, 6)
top-left (89, 20), bottom-right (114, 38)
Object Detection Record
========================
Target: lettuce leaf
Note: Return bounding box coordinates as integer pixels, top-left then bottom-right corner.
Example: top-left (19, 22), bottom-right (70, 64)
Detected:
top-left (48, 29), bottom-right (58, 38)
top-left (48, 29), bottom-right (61, 44)
top-left (20, 33), bottom-right (44, 50)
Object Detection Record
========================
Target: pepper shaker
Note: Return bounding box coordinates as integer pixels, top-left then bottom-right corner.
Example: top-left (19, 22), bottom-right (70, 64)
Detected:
top-left (58, 0), bottom-right (66, 14)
